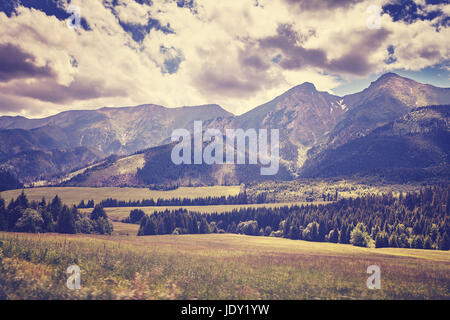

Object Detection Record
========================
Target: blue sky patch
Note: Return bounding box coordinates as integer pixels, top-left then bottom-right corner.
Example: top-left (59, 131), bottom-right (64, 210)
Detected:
top-left (0, 0), bottom-right (90, 30)
top-left (385, 45), bottom-right (397, 65)
top-left (382, 0), bottom-right (448, 27)
top-left (272, 54), bottom-right (282, 64)
top-left (119, 19), bottom-right (175, 43)
top-left (160, 46), bottom-right (184, 74)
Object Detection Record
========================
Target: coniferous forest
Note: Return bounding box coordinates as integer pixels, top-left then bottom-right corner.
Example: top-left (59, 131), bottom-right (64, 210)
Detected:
top-left (78, 192), bottom-right (269, 208)
top-left (0, 192), bottom-right (113, 235)
top-left (135, 185), bottom-right (450, 250)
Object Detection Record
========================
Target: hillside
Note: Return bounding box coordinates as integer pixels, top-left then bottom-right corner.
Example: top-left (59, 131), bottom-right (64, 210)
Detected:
top-left (204, 82), bottom-right (348, 169)
top-left (300, 105), bottom-right (450, 181)
top-left (324, 73), bottom-right (450, 150)
top-left (0, 147), bottom-right (99, 183)
top-left (62, 142), bottom-right (292, 187)
top-left (0, 169), bottom-right (22, 191)
top-left (0, 104), bottom-right (233, 182)
top-left (0, 104), bottom-right (233, 157)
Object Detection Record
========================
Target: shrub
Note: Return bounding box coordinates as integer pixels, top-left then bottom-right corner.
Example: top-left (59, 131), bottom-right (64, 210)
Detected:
top-left (236, 221), bottom-right (259, 236)
top-left (14, 209), bottom-right (44, 233)
top-left (350, 223), bottom-right (372, 248)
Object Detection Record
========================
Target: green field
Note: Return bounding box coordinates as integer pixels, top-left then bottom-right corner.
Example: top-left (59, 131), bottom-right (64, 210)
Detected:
top-left (0, 186), bottom-right (241, 206)
top-left (81, 201), bottom-right (328, 222)
top-left (1, 186), bottom-right (449, 300)
top-left (0, 231), bottom-right (449, 299)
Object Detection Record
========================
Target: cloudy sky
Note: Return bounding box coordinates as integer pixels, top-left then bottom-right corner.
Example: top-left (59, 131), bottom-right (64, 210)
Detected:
top-left (0, 0), bottom-right (449, 118)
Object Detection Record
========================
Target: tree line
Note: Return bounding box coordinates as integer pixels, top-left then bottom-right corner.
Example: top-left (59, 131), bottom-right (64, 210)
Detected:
top-left (134, 185), bottom-right (450, 250)
top-left (0, 169), bottom-right (23, 192)
top-left (78, 192), bottom-right (269, 208)
top-left (0, 192), bottom-right (113, 234)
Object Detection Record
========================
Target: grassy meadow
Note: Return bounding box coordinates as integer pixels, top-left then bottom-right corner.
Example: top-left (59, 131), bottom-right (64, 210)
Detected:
top-left (0, 186), bottom-right (241, 206)
top-left (81, 201), bottom-right (329, 222)
top-left (1, 186), bottom-right (448, 300)
top-left (0, 231), bottom-right (448, 300)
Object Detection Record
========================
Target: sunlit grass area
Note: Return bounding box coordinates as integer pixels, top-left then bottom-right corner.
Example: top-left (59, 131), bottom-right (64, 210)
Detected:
top-left (81, 202), bottom-right (327, 222)
top-left (0, 186), bottom-right (241, 206)
top-left (0, 232), bottom-right (448, 300)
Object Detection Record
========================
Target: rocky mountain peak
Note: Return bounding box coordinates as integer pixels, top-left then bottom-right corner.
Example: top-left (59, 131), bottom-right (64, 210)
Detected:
top-left (294, 82), bottom-right (317, 92)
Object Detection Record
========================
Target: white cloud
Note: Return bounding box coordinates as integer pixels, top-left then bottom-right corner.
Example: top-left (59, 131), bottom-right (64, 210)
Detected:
top-left (0, 0), bottom-right (448, 118)
top-left (113, 0), bottom-right (152, 25)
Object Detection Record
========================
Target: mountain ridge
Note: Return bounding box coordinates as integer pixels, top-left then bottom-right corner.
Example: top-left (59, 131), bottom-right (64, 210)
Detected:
top-left (0, 73), bottom-right (449, 186)
top-left (300, 105), bottom-right (450, 182)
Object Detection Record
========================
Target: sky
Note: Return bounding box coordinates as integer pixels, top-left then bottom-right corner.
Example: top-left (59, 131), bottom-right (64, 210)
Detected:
top-left (0, 0), bottom-right (449, 118)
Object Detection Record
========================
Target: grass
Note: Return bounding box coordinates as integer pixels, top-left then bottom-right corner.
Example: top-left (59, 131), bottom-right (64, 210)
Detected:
top-left (80, 201), bottom-right (328, 222)
top-left (111, 222), bottom-right (139, 236)
top-left (0, 232), bottom-right (448, 300)
top-left (0, 186), bottom-right (241, 206)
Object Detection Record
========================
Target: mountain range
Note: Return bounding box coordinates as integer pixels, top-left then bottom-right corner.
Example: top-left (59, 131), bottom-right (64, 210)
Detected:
top-left (0, 73), bottom-right (449, 186)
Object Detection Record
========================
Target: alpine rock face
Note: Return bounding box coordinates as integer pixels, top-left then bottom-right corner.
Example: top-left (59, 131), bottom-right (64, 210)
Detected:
top-left (326, 73), bottom-right (450, 149)
top-left (205, 82), bottom-right (349, 169)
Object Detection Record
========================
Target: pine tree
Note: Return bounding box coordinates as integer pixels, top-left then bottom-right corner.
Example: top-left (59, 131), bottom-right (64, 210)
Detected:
top-left (138, 216), bottom-right (157, 236)
top-left (57, 205), bottom-right (76, 234)
top-left (412, 235), bottom-right (424, 249)
top-left (15, 190), bottom-right (29, 208)
top-left (424, 236), bottom-right (433, 250)
top-left (0, 198), bottom-right (6, 231)
top-left (329, 229), bottom-right (339, 243)
top-left (91, 204), bottom-right (107, 220)
top-left (398, 233), bottom-right (410, 248)
top-left (375, 231), bottom-right (389, 248)
top-left (50, 195), bottom-right (62, 221)
top-left (438, 232), bottom-right (450, 250)
top-left (389, 234), bottom-right (399, 247)
top-left (199, 218), bottom-right (210, 234)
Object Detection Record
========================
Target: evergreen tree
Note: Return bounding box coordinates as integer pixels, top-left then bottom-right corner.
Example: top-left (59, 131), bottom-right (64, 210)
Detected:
top-left (125, 209), bottom-right (145, 224)
top-left (15, 190), bottom-right (29, 208)
top-left (57, 205), bottom-right (76, 234)
top-left (424, 236), bottom-right (433, 250)
top-left (389, 235), bottom-right (399, 248)
top-left (438, 232), bottom-right (450, 250)
top-left (7, 199), bottom-right (24, 230)
top-left (412, 235), bottom-right (424, 249)
top-left (50, 195), bottom-right (62, 221)
top-left (199, 218), bottom-right (210, 234)
top-left (328, 229), bottom-right (339, 243)
top-left (91, 204), bottom-right (107, 220)
top-left (138, 216), bottom-right (157, 236)
top-left (375, 231), bottom-right (389, 248)
top-left (398, 233), bottom-right (410, 248)
top-left (0, 198), bottom-right (6, 231)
